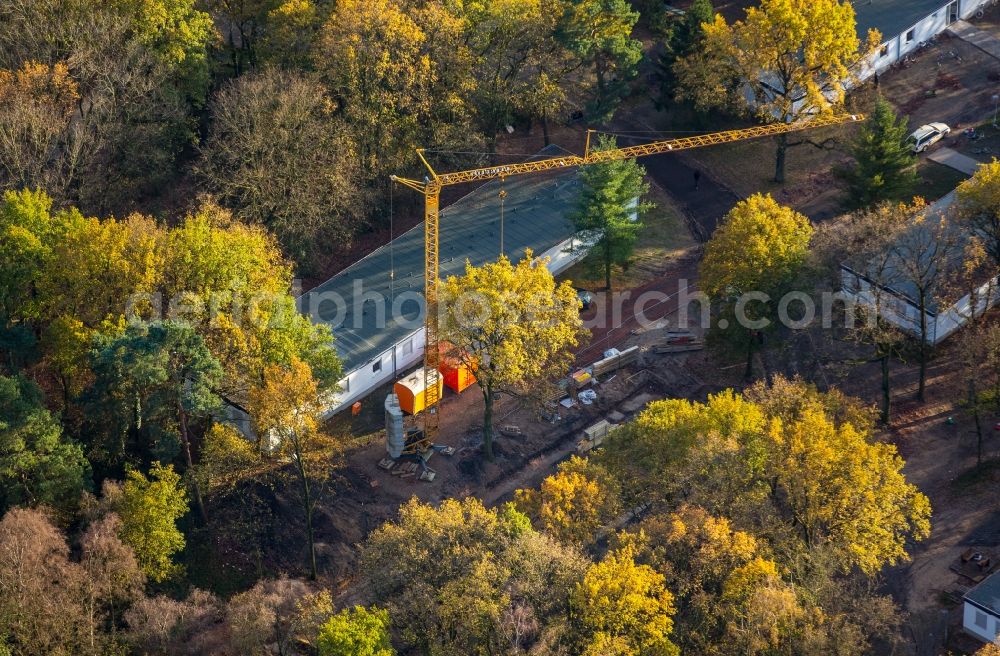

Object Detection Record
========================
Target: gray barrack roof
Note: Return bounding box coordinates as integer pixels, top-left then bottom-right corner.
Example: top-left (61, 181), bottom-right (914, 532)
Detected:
top-left (300, 145), bottom-right (583, 372)
top-left (852, 0), bottom-right (947, 43)
top-left (966, 570), bottom-right (1000, 615)
top-left (842, 191), bottom-right (965, 314)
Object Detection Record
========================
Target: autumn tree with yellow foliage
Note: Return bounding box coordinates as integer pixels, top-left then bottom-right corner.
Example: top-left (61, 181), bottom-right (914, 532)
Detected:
top-left (248, 357), bottom-right (338, 581)
top-left (763, 404), bottom-right (930, 573)
top-left (618, 506), bottom-right (769, 653)
top-left (0, 191), bottom-right (341, 422)
top-left (588, 378), bottom-right (925, 653)
top-left (719, 557), bottom-right (810, 654)
top-left (195, 423), bottom-right (262, 499)
top-left (313, 0), bottom-right (458, 185)
top-left (611, 502), bottom-right (904, 653)
top-left (743, 376), bottom-right (931, 575)
top-left (440, 251), bottom-right (585, 461)
top-left (599, 389), bottom-right (768, 514)
top-left (362, 497), bottom-right (586, 654)
top-left (515, 455), bottom-right (622, 547)
top-left (570, 546), bottom-right (679, 656)
top-left (102, 463), bottom-right (189, 583)
top-left (700, 193), bottom-right (813, 378)
top-left (677, 0), bottom-right (879, 182)
top-left (161, 200), bottom-right (342, 408)
top-left (262, 0), bottom-right (323, 68)
top-left (37, 212), bottom-right (162, 331)
top-left (771, 379), bottom-right (929, 571)
top-left (957, 158), bottom-right (1000, 267)
top-left (601, 377), bottom-right (930, 575)
top-left (25, 204), bottom-right (165, 404)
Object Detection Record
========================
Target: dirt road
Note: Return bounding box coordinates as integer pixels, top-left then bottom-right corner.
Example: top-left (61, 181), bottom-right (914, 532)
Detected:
top-left (620, 143), bottom-right (742, 241)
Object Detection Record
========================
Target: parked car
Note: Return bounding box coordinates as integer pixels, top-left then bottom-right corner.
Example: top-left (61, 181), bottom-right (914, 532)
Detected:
top-left (576, 288), bottom-right (593, 311)
top-left (907, 123), bottom-right (951, 153)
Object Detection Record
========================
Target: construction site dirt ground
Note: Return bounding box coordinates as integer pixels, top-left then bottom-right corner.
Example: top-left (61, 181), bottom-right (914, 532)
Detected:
top-left (308, 311), bottom-right (1000, 654)
top-left (225, 13), bottom-right (1000, 650)
top-left (881, 28), bottom-right (1000, 132)
top-left (312, 285), bottom-right (716, 581)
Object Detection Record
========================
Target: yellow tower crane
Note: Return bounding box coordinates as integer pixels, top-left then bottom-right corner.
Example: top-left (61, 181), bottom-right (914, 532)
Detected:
top-left (390, 113), bottom-right (863, 455)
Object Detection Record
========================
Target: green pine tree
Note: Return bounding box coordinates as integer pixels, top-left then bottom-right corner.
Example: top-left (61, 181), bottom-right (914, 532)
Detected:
top-left (657, 0), bottom-right (714, 106)
top-left (573, 135), bottom-right (651, 291)
top-left (88, 320), bottom-right (222, 522)
top-left (0, 374), bottom-right (89, 516)
top-left (838, 96), bottom-right (918, 208)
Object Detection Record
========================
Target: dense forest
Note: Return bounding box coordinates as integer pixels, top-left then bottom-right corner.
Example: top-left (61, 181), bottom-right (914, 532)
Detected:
top-left (2, 0), bottom-right (993, 654)
top-left (0, 0), bottom-right (647, 272)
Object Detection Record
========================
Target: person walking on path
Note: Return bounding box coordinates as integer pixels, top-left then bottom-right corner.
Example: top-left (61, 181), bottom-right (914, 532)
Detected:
top-left (693, 169), bottom-right (701, 191)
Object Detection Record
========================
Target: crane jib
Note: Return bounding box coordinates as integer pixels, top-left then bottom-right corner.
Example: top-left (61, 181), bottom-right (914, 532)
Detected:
top-left (428, 114), bottom-right (863, 187)
top-left (389, 112), bottom-right (864, 455)
top-left (438, 156), bottom-right (587, 186)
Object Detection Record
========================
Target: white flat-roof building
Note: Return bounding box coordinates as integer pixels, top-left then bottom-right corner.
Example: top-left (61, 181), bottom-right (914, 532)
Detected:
top-left (854, 0), bottom-right (993, 80)
top-left (840, 190), bottom-right (1000, 345)
top-left (965, 570), bottom-right (1000, 643)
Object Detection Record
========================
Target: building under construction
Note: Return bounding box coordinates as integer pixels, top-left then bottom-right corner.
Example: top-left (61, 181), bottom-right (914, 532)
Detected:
top-left (300, 145), bottom-right (594, 414)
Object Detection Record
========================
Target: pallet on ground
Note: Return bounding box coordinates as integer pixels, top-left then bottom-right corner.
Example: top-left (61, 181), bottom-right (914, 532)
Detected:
top-left (654, 331), bottom-right (704, 353)
top-left (592, 345), bottom-right (640, 377)
top-left (391, 461), bottom-right (421, 477)
top-left (576, 419), bottom-right (617, 454)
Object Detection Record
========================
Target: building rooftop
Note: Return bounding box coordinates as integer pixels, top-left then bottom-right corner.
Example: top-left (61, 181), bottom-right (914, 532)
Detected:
top-left (966, 569), bottom-right (1000, 614)
top-left (842, 191), bottom-right (967, 314)
top-left (852, 0), bottom-right (948, 42)
top-left (299, 145), bottom-right (583, 372)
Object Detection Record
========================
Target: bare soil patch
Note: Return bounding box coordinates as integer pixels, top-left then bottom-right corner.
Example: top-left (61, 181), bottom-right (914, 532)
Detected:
top-left (308, 341), bottom-right (707, 585)
top-left (880, 33), bottom-right (1000, 132)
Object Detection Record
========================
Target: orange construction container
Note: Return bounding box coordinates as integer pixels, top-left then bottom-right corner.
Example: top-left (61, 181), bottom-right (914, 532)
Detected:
top-left (438, 342), bottom-right (477, 393)
top-left (393, 367), bottom-right (443, 415)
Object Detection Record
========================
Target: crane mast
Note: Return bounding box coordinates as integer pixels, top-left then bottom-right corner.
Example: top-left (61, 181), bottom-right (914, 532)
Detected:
top-left (390, 113), bottom-right (864, 454)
